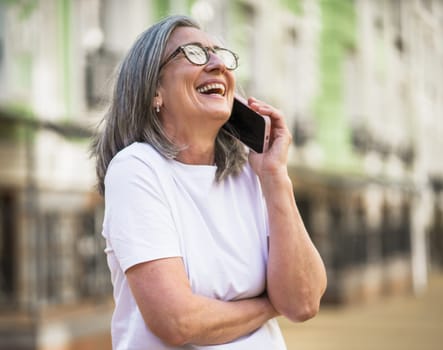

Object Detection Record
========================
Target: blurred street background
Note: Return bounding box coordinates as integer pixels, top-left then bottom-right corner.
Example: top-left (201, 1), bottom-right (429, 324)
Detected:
top-left (0, 0), bottom-right (442, 349)
top-left (280, 273), bottom-right (443, 350)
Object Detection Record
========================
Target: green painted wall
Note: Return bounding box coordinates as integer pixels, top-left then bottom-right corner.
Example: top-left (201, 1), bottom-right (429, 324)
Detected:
top-left (152, 0), bottom-right (196, 20)
top-left (280, 0), bottom-right (303, 15)
top-left (153, 0), bottom-right (170, 19)
top-left (313, 0), bottom-right (359, 172)
top-left (0, 0), bottom-right (37, 19)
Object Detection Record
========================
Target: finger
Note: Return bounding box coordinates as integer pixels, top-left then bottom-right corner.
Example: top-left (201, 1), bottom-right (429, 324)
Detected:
top-left (247, 97), bottom-right (290, 138)
top-left (253, 104), bottom-right (286, 130)
top-left (248, 97), bottom-right (283, 119)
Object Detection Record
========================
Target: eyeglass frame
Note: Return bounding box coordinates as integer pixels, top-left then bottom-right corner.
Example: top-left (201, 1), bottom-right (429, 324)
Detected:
top-left (159, 42), bottom-right (239, 71)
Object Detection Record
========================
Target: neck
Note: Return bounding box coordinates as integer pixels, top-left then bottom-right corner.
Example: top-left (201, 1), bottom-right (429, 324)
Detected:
top-left (176, 142), bottom-right (215, 165)
top-left (161, 113), bottom-right (220, 165)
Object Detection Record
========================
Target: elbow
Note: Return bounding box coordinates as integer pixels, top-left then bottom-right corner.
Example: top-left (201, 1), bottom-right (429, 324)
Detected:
top-left (282, 300), bottom-right (320, 323)
top-left (159, 330), bottom-right (188, 348)
top-left (269, 286), bottom-right (323, 322)
top-left (286, 282), bottom-right (327, 322)
top-left (147, 315), bottom-right (192, 347)
top-left (275, 296), bottom-right (321, 323)
top-left (271, 277), bottom-right (327, 323)
top-left (285, 273), bottom-right (328, 322)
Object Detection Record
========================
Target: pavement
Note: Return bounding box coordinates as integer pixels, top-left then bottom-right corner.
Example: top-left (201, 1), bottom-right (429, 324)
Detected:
top-left (278, 272), bottom-right (443, 350)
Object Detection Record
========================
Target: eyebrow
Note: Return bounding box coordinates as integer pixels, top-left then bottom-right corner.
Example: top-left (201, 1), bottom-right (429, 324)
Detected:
top-left (160, 41), bottom-right (228, 70)
top-left (182, 42), bottom-right (223, 50)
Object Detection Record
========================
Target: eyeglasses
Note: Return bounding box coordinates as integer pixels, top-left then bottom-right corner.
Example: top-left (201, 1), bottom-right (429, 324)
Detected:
top-left (160, 42), bottom-right (239, 71)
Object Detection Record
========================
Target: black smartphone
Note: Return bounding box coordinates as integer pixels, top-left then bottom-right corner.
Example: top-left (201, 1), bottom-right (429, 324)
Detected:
top-left (222, 97), bottom-right (271, 153)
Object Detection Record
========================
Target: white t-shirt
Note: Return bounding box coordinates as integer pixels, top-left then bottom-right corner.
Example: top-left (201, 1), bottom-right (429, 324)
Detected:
top-left (102, 142), bottom-right (287, 350)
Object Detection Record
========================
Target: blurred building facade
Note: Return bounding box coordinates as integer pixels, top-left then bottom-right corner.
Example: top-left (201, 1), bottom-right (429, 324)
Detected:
top-left (0, 0), bottom-right (442, 349)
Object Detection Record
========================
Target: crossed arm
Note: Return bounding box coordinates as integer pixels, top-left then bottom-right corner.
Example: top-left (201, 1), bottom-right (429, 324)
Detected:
top-left (125, 98), bottom-right (327, 346)
top-left (127, 258), bottom-right (278, 347)
top-left (248, 96), bottom-right (327, 322)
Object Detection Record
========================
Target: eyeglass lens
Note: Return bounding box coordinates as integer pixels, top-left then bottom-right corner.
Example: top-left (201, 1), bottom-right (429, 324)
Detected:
top-left (182, 45), bottom-right (207, 64)
top-left (182, 45), bottom-right (237, 70)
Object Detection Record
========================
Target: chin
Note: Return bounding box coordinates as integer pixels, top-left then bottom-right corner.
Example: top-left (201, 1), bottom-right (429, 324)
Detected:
top-left (212, 108), bottom-right (231, 122)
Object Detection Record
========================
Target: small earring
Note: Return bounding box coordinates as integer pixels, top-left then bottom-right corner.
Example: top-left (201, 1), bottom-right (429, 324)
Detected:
top-left (155, 104), bottom-right (160, 113)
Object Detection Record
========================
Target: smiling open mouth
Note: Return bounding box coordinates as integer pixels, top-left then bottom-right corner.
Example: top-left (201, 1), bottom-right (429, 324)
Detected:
top-left (196, 83), bottom-right (226, 96)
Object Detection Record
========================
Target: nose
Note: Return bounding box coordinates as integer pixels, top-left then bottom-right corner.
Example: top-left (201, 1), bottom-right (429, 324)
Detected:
top-left (205, 51), bottom-right (226, 73)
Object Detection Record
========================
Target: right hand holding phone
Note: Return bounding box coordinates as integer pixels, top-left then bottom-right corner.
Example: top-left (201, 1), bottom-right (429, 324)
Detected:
top-left (247, 97), bottom-right (292, 183)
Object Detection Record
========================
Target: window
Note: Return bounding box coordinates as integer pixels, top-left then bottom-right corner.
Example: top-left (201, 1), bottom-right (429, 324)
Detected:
top-left (0, 4), bottom-right (6, 100)
top-left (76, 207), bottom-right (111, 299)
top-left (85, 49), bottom-right (119, 109)
top-left (0, 191), bottom-right (15, 305)
top-left (420, 0), bottom-right (433, 12)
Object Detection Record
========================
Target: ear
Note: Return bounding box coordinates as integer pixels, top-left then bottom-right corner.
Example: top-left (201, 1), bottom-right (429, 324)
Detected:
top-left (152, 91), bottom-right (163, 109)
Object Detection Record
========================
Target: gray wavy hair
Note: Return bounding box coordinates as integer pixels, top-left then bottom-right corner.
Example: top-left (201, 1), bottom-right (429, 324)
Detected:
top-left (91, 15), bottom-right (247, 195)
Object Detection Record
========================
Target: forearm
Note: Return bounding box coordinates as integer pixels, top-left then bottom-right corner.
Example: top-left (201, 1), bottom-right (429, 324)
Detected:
top-left (246, 96), bottom-right (327, 321)
top-left (127, 259), bottom-right (278, 347)
top-left (175, 294), bottom-right (278, 346)
top-left (262, 172), bottom-right (327, 322)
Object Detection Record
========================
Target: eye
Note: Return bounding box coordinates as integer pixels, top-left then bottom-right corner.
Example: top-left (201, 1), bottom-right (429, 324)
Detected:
top-left (215, 49), bottom-right (238, 70)
top-left (183, 45), bottom-right (207, 64)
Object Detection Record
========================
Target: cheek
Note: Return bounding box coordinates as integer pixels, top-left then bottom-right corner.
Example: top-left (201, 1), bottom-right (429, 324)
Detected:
top-left (227, 73), bottom-right (236, 94)
top-left (160, 81), bottom-right (193, 106)
top-left (164, 86), bottom-right (202, 115)
top-left (163, 70), bottom-right (199, 97)
top-left (229, 71), bottom-right (236, 84)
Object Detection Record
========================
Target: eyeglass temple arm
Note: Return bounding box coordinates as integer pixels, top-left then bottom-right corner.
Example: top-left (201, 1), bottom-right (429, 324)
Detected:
top-left (159, 47), bottom-right (182, 70)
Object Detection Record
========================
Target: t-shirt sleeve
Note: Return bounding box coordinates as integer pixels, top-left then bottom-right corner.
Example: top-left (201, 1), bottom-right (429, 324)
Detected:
top-left (103, 154), bottom-right (181, 272)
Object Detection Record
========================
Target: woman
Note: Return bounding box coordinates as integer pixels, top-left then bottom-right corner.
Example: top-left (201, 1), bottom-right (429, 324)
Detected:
top-left (92, 15), bottom-right (327, 349)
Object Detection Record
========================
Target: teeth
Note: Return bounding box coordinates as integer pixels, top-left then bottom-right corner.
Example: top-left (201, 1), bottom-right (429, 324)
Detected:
top-left (196, 83), bottom-right (226, 96)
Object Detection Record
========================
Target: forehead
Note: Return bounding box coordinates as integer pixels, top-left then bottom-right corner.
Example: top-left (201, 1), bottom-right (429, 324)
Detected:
top-left (165, 27), bottom-right (221, 52)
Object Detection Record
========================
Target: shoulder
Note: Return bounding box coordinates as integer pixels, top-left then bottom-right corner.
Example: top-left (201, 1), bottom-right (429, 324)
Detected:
top-left (235, 161), bottom-right (260, 186)
top-left (104, 142), bottom-right (171, 191)
top-left (225, 160), bottom-right (264, 200)
top-left (110, 142), bottom-right (167, 168)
